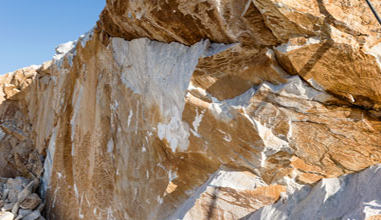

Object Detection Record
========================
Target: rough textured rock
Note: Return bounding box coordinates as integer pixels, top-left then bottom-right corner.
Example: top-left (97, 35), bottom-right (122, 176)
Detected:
top-left (0, 67), bottom-right (41, 179)
top-left (169, 168), bottom-right (285, 220)
top-left (0, 177), bottom-right (43, 220)
top-left (20, 194), bottom-right (41, 210)
top-left (1, 0), bottom-right (381, 219)
top-left (250, 164), bottom-right (381, 220)
top-left (98, 0), bottom-right (277, 47)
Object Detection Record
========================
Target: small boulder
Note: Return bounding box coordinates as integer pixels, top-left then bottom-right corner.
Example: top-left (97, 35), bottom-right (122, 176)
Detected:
top-left (15, 209), bottom-right (32, 220)
top-left (0, 212), bottom-right (14, 220)
top-left (5, 178), bottom-right (28, 203)
top-left (20, 194), bottom-right (41, 210)
top-left (22, 210), bottom-right (41, 220)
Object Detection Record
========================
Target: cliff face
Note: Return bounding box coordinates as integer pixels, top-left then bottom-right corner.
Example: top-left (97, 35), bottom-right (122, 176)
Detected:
top-left (2, 0), bottom-right (381, 219)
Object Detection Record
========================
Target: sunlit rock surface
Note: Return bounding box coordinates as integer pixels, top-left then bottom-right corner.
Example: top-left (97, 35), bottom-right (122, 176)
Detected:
top-left (250, 164), bottom-right (381, 220)
top-left (1, 0), bottom-right (381, 219)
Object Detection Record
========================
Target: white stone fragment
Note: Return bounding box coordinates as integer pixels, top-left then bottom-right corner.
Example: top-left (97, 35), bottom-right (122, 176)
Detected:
top-left (0, 212), bottom-right (14, 220)
top-left (275, 37), bottom-right (321, 53)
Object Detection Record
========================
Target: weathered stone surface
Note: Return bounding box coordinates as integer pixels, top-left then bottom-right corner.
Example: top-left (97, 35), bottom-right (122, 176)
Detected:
top-left (0, 66), bottom-right (42, 180)
top-left (169, 168), bottom-right (285, 220)
top-left (191, 45), bottom-right (289, 101)
top-left (274, 37), bottom-right (381, 109)
top-left (20, 194), bottom-right (41, 210)
top-left (0, 0), bottom-right (381, 219)
top-left (99, 0), bottom-right (277, 47)
top-left (250, 164), bottom-right (381, 220)
top-left (34, 30), bottom-right (381, 219)
top-left (263, 0), bottom-right (381, 108)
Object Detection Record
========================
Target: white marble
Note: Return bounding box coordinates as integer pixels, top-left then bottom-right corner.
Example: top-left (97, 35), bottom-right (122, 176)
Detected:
top-left (250, 164), bottom-right (381, 220)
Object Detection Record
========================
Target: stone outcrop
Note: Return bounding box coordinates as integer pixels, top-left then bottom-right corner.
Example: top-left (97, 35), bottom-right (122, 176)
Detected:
top-left (0, 67), bottom-right (42, 179)
top-left (1, 0), bottom-right (381, 219)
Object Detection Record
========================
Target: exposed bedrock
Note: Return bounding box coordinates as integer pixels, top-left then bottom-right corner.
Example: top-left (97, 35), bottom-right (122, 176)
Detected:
top-left (1, 0), bottom-right (381, 219)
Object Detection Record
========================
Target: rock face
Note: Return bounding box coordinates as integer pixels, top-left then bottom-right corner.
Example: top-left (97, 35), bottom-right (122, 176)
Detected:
top-left (1, 0), bottom-right (381, 219)
top-left (250, 164), bottom-right (381, 220)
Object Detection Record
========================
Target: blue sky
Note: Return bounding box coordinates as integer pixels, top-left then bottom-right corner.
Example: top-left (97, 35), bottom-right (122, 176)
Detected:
top-left (0, 1), bottom-right (106, 74)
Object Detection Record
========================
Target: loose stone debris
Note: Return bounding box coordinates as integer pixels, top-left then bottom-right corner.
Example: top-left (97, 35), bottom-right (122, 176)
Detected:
top-left (0, 177), bottom-right (44, 220)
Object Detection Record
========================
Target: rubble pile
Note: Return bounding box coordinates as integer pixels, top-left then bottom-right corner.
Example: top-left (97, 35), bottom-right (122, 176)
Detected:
top-left (0, 177), bottom-right (44, 220)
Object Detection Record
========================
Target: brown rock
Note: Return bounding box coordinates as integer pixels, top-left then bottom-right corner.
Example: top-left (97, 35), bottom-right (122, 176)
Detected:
top-left (275, 38), bottom-right (381, 109)
top-left (368, 215), bottom-right (381, 220)
top-left (99, 0), bottom-right (277, 46)
top-left (1, 0), bottom-right (381, 219)
top-left (170, 168), bottom-right (285, 219)
top-left (20, 194), bottom-right (41, 210)
top-left (192, 45), bottom-right (289, 101)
